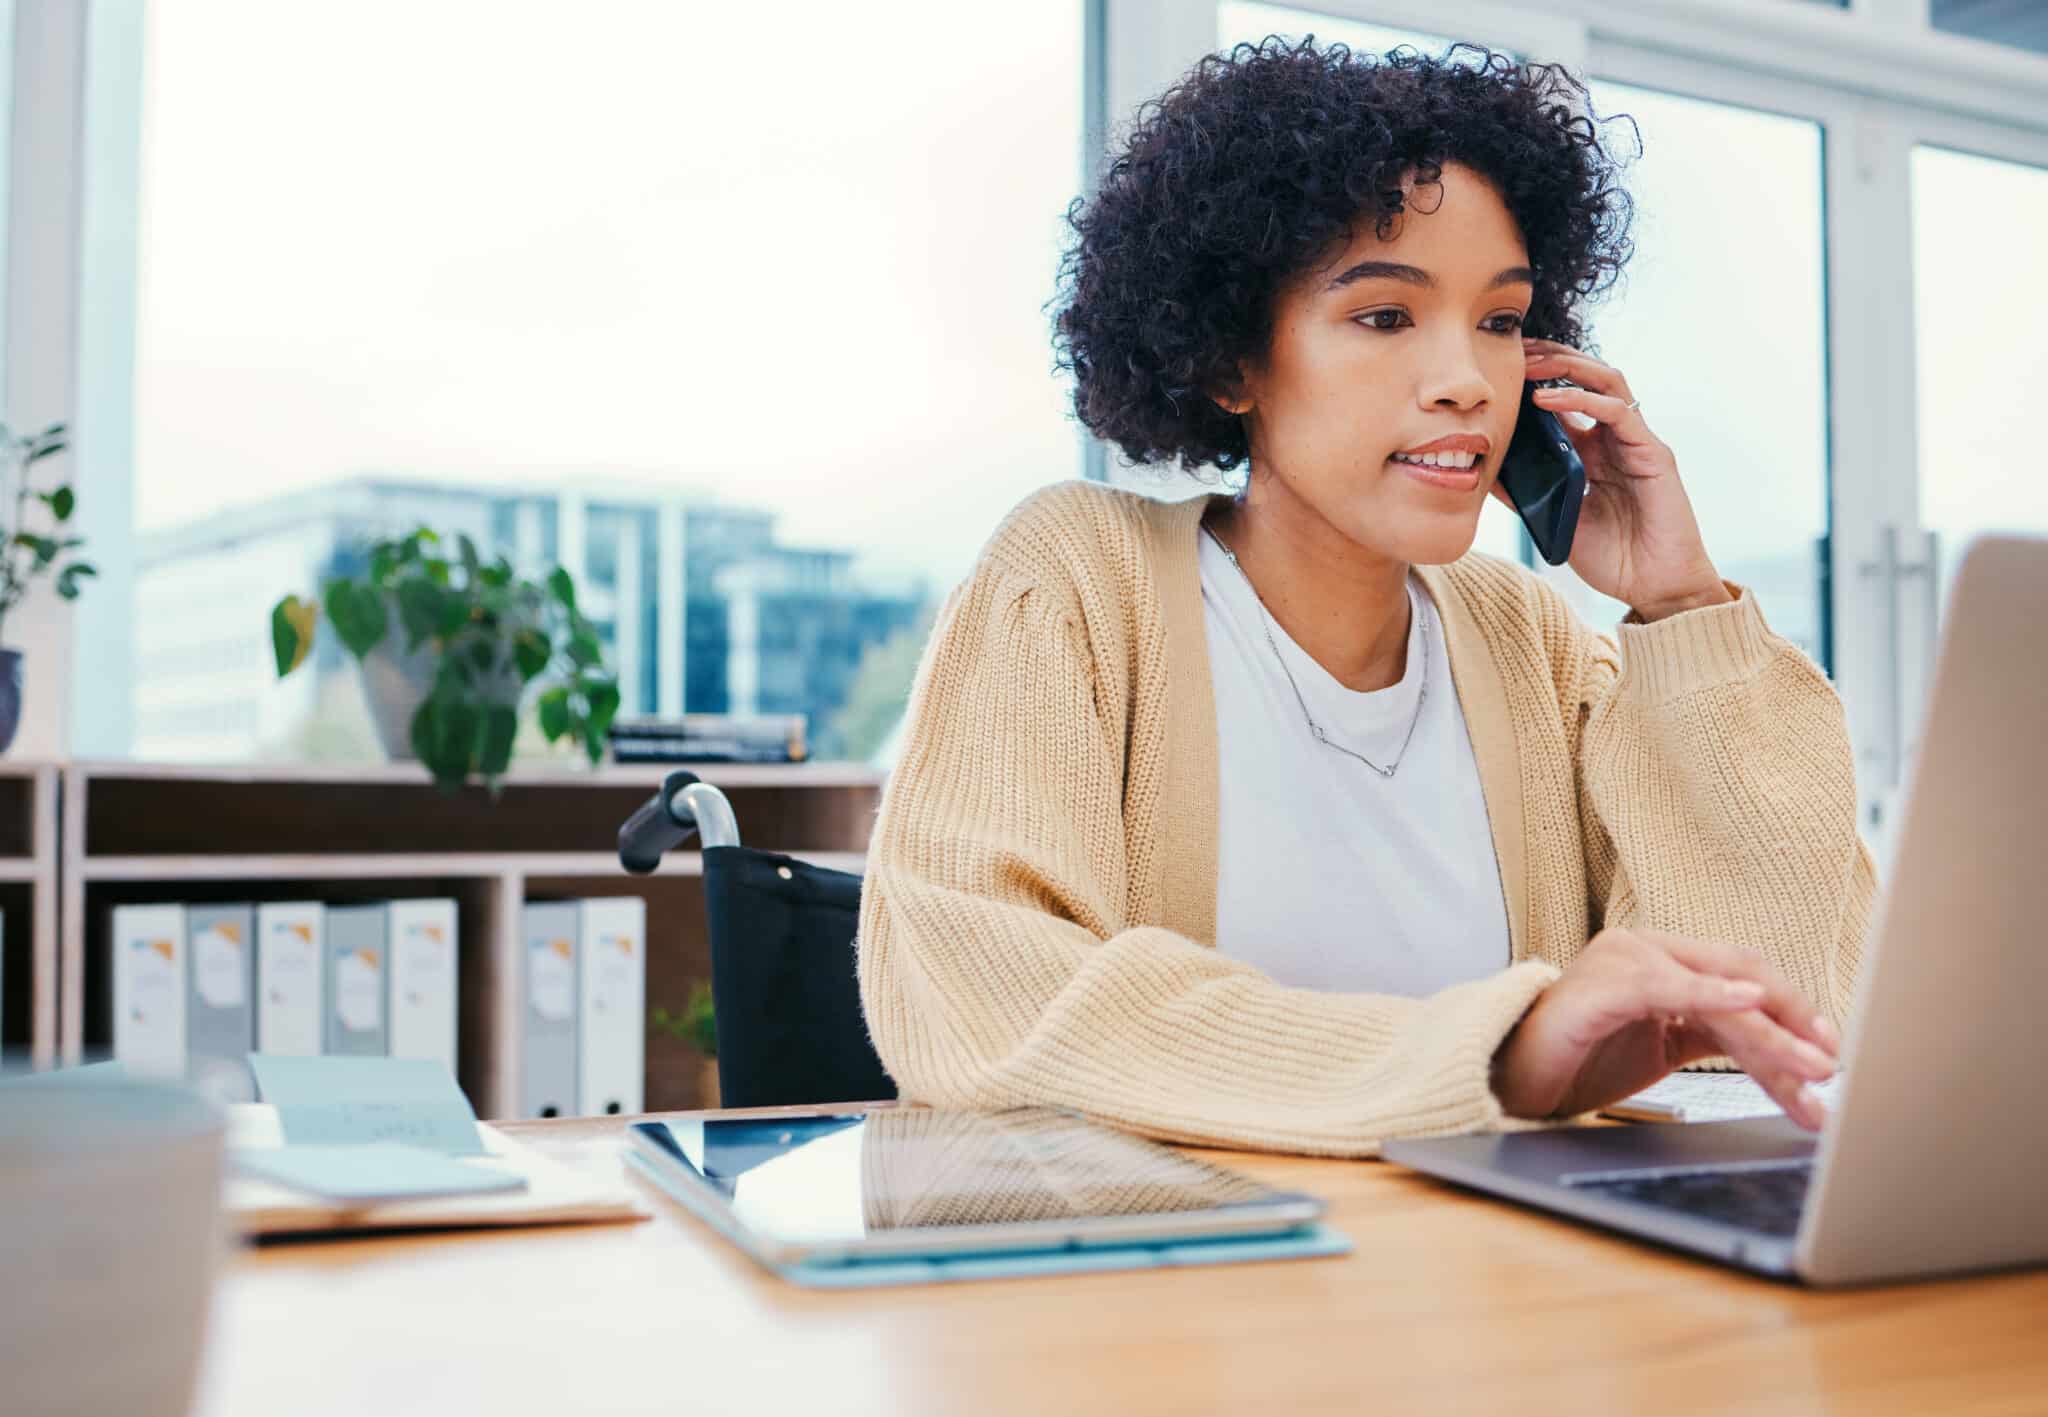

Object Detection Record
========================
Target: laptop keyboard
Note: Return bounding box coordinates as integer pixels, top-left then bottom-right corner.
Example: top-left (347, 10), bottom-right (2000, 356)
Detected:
top-left (1569, 1161), bottom-right (1813, 1237)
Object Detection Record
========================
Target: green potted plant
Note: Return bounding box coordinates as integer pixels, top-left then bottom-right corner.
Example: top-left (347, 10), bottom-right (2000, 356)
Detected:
top-left (651, 979), bottom-right (719, 1109)
top-left (0, 420), bottom-right (96, 753)
top-left (269, 527), bottom-right (620, 792)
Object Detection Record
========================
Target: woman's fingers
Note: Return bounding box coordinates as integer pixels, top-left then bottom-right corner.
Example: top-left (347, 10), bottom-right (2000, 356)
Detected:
top-left (1523, 347), bottom-right (1635, 405)
top-left (1703, 1004), bottom-right (1837, 1082)
top-left (1693, 1007), bottom-right (1836, 1131)
top-left (1642, 929), bottom-right (1839, 1056)
top-left (1573, 947), bottom-right (1762, 1040)
top-left (1530, 384), bottom-right (1656, 447)
top-left (1596, 928), bottom-right (1841, 1132)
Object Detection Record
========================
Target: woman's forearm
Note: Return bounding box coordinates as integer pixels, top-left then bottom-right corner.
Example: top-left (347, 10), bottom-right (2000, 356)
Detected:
top-left (1574, 583), bottom-right (1876, 1029)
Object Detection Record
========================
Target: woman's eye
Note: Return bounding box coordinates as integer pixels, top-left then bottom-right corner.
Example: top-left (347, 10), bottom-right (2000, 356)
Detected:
top-left (1356, 311), bottom-right (1528, 334)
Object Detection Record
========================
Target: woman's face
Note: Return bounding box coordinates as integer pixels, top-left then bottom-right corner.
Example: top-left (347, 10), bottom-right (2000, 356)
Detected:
top-left (1226, 161), bottom-right (1535, 566)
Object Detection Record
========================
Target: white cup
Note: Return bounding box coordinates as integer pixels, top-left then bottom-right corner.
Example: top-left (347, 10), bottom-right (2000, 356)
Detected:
top-left (0, 1075), bottom-right (227, 1417)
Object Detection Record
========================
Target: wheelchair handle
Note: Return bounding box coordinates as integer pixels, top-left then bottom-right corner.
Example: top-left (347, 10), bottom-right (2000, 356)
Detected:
top-left (617, 770), bottom-right (743, 873)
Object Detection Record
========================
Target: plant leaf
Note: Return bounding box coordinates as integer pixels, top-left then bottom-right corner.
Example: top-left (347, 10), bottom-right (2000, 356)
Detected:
top-left (55, 563), bottom-right (97, 601)
top-left (395, 577), bottom-right (444, 651)
top-left (14, 532), bottom-right (58, 569)
top-left (536, 685), bottom-right (571, 741)
top-left (413, 694), bottom-right (479, 793)
top-left (585, 678), bottom-right (621, 740)
top-left (512, 628), bottom-right (550, 680)
top-left (408, 695), bottom-right (439, 762)
top-left (479, 705), bottom-right (518, 779)
top-left (566, 630), bottom-right (603, 669)
top-left (547, 566), bottom-right (577, 611)
top-left (323, 579), bottom-right (388, 659)
top-left (38, 487), bottom-right (76, 522)
top-left (270, 596), bottom-right (315, 675)
top-left (440, 590), bottom-right (474, 639)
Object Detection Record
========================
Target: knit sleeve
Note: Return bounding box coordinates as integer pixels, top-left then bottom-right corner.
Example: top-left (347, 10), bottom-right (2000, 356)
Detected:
top-left (856, 557), bottom-right (1564, 1159)
top-left (1556, 580), bottom-right (1877, 1039)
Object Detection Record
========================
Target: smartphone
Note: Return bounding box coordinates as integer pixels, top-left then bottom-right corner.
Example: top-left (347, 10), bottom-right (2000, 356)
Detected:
top-left (1496, 384), bottom-right (1586, 566)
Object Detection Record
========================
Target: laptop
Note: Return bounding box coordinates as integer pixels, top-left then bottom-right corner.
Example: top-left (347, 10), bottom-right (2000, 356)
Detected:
top-left (1383, 532), bottom-right (2048, 1286)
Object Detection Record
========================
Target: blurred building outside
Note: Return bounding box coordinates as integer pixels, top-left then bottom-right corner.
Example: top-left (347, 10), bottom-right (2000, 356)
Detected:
top-left (132, 477), bottom-right (931, 767)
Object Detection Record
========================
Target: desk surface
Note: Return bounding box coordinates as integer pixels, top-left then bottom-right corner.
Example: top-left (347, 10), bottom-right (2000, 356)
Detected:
top-left (196, 1104), bottom-right (2048, 1417)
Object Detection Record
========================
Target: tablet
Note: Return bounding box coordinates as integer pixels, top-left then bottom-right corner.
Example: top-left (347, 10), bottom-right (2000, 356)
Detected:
top-left (625, 1106), bottom-right (1325, 1267)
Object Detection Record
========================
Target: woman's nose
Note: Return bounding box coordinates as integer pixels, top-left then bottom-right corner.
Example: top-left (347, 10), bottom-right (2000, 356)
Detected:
top-left (1418, 338), bottom-right (1493, 410)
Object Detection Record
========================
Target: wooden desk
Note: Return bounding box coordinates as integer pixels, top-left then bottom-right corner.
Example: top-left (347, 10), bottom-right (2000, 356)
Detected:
top-left (195, 1105), bottom-right (2048, 1416)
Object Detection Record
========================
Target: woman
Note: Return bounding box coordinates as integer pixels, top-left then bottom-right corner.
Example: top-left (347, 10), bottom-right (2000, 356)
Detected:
top-left (856, 39), bottom-right (1875, 1156)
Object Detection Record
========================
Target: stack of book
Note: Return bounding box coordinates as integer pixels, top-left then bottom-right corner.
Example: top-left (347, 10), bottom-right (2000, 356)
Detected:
top-left (608, 714), bottom-right (806, 764)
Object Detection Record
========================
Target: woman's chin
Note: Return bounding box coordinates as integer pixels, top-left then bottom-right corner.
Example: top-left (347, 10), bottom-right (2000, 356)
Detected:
top-left (1392, 516), bottom-right (1490, 567)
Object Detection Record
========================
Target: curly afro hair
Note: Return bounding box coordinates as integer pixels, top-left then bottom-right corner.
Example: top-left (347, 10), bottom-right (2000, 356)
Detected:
top-left (1052, 37), bottom-right (1641, 476)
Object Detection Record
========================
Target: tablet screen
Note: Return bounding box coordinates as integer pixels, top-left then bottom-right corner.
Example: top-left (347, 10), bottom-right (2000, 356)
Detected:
top-left (630, 1106), bottom-right (1318, 1249)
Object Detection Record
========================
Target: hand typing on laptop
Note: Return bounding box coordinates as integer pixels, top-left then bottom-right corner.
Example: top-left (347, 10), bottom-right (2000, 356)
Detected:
top-left (1489, 926), bottom-right (1841, 1131)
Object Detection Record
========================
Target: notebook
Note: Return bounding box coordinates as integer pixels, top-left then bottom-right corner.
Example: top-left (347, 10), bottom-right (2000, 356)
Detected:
top-left (1602, 1070), bottom-right (1847, 1124)
top-left (224, 1103), bottom-right (647, 1237)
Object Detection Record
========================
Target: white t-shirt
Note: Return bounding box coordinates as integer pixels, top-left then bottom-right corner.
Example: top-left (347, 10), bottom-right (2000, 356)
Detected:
top-left (1198, 529), bottom-right (1510, 995)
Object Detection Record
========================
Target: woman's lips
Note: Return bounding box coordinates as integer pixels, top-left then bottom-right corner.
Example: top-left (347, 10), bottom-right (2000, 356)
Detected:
top-left (1390, 456), bottom-right (1482, 492)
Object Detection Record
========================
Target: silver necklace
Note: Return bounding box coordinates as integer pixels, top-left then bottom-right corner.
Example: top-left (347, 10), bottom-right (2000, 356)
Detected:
top-left (1203, 524), bottom-right (1428, 779)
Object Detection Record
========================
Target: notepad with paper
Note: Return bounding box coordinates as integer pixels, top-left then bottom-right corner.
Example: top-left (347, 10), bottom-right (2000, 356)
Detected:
top-left (1603, 1070), bottom-right (1847, 1124)
top-left (227, 1055), bottom-right (645, 1236)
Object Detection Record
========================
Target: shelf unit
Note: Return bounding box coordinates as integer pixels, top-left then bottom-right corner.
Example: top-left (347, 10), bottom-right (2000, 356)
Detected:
top-left (58, 760), bottom-right (882, 1117)
top-left (0, 761), bottom-right (60, 1066)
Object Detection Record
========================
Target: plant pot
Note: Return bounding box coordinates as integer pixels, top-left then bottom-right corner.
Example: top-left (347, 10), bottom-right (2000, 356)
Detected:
top-left (698, 1055), bottom-right (721, 1111)
top-left (0, 648), bottom-right (19, 754)
top-left (357, 637), bottom-right (437, 762)
top-left (357, 634), bottom-right (526, 763)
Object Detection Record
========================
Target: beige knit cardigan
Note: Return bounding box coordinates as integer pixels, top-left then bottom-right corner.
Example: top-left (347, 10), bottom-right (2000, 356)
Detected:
top-left (855, 481), bottom-right (1877, 1158)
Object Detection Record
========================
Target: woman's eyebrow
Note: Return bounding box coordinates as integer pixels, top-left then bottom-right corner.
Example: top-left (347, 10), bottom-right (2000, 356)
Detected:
top-left (1323, 260), bottom-right (1537, 293)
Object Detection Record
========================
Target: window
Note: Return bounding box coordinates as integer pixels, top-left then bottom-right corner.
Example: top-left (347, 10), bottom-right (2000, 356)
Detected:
top-left (1933, 0), bottom-right (2048, 59)
top-left (1219, 2), bottom-right (1459, 58)
top-left (127, 0), bottom-right (1084, 763)
top-left (1533, 81), bottom-right (1830, 666)
top-left (1911, 145), bottom-right (2048, 622)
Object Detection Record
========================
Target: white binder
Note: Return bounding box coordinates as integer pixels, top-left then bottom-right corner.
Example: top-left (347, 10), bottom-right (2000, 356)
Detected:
top-left (256, 902), bottom-right (325, 1057)
top-left (520, 901), bottom-right (580, 1119)
top-left (111, 904), bottom-right (187, 1077)
top-left (388, 898), bottom-right (459, 1072)
top-left (576, 897), bottom-right (645, 1117)
top-left (186, 904), bottom-right (256, 1102)
top-left (323, 903), bottom-right (389, 1057)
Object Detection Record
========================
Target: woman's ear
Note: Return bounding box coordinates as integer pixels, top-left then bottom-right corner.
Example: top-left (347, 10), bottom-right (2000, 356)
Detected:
top-left (1209, 364), bottom-right (1255, 417)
